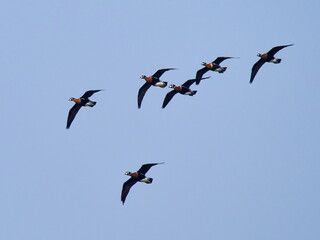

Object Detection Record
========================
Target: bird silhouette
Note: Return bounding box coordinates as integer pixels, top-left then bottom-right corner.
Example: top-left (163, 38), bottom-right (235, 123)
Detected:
top-left (121, 163), bottom-right (164, 204)
top-left (162, 77), bottom-right (209, 108)
top-left (250, 44), bottom-right (293, 83)
top-left (66, 90), bottom-right (103, 129)
top-left (196, 57), bottom-right (236, 85)
top-left (138, 68), bottom-right (176, 108)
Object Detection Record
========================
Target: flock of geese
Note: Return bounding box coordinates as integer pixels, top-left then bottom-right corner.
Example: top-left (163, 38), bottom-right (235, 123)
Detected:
top-left (65, 44), bottom-right (293, 204)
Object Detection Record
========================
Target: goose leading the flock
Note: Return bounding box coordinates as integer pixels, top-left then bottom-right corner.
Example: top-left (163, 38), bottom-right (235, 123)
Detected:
top-left (250, 44), bottom-right (293, 83)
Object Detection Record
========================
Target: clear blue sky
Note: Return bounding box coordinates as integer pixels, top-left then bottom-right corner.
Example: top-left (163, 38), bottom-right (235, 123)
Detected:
top-left (1, 0), bottom-right (319, 239)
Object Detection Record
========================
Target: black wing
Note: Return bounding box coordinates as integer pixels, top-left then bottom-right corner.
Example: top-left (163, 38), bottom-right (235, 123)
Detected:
top-left (195, 67), bottom-right (209, 85)
top-left (182, 79), bottom-right (196, 88)
top-left (138, 163), bottom-right (163, 175)
top-left (213, 57), bottom-right (234, 65)
top-left (162, 90), bottom-right (178, 109)
top-left (250, 58), bottom-right (266, 84)
top-left (153, 68), bottom-right (176, 79)
top-left (138, 82), bottom-right (152, 108)
top-left (121, 178), bottom-right (137, 204)
top-left (81, 89), bottom-right (103, 98)
top-left (66, 104), bottom-right (82, 129)
top-left (267, 44), bottom-right (293, 57)
top-left (182, 77), bottom-right (210, 88)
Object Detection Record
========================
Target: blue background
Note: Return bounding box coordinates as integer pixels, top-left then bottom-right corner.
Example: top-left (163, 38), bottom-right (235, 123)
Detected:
top-left (1, 0), bottom-right (319, 239)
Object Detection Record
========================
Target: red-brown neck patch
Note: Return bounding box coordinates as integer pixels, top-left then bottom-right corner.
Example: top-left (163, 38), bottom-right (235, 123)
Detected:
top-left (73, 98), bottom-right (82, 104)
top-left (206, 63), bottom-right (214, 69)
top-left (145, 76), bottom-right (153, 83)
top-left (261, 53), bottom-right (268, 59)
top-left (130, 172), bottom-right (138, 178)
top-left (174, 86), bottom-right (182, 91)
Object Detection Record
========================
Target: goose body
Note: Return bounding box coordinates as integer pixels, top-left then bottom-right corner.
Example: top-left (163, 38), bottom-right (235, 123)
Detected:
top-left (66, 90), bottom-right (103, 129)
top-left (250, 44), bottom-right (293, 83)
top-left (162, 77), bottom-right (209, 108)
top-left (196, 57), bottom-right (236, 85)
top-left (121, 163), bottom-right (164, 204)
top-left (138, 68), bottom-right (176, 108)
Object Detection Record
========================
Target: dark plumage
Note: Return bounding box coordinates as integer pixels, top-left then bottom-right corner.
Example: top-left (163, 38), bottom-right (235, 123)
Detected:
top-left (195, 57), bottom-right (235, 85)
top-left (121, 163), bottom-right (164, 204)
top-left (138, 68), bottom-right (176, 108)
top-left (162, 77), bottom-right (209, 108)
top-left (66, 90), bottom-right (103, 129)
top-left (250, 44), bottom-right (293, 83)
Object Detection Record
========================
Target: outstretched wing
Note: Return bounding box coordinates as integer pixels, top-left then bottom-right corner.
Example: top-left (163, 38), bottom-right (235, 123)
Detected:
top-left (162, 90), bottom-right (178, 108)
top-left (185, 76), bottom-right (210, 87)
top-left (81, 89), bottom-right (103, 98)
top-left (153, 68), bottom-right (176, 78)
top-left (250, 58), bottom-right (265, 84)
top-left (137, 82), bottom-right (152, 108)
top-left (195, 67), bottom-right (209, 85)
top-left (213, 57), bottom-right (234, 65)
top-left (182, 79), bottom-right (196, 88)
top-left (138, 163), bottom-right (163, 175)
top-left (66, 104), bottom-right (82, 129)
top-left (121, 178), bottom-right (137, 204)
top-left (267, 44), bottom-right (293, 57)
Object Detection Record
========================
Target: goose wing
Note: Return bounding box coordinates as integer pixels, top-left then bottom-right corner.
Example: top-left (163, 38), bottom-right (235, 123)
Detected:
top-left (213, 57), bottom-right (234, 65)
top-left (153, 68), bottom-right (176, 78)
top-left (138, 163), bottom-right (163, 175)
top-left (162, 90), bottom-right (178, 108)
top-left (81, 89), bottom-right (103, 98)
top-left (66, 104), bottom-right (82, 129)
top-left (267, 44), bottom-right (293, 57)
top-left (250, 58), bottom-right (265, 84)
top-left (195, 67), bottom-right (209, 85)
top-left (182, 79), bottom-right (196, 88)
top-left (182, 77), bottom-right (210, 88)
top-left (121, 178), bottom-right (137, 204)
top-left (137, 82), bottom-right (152, 108)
